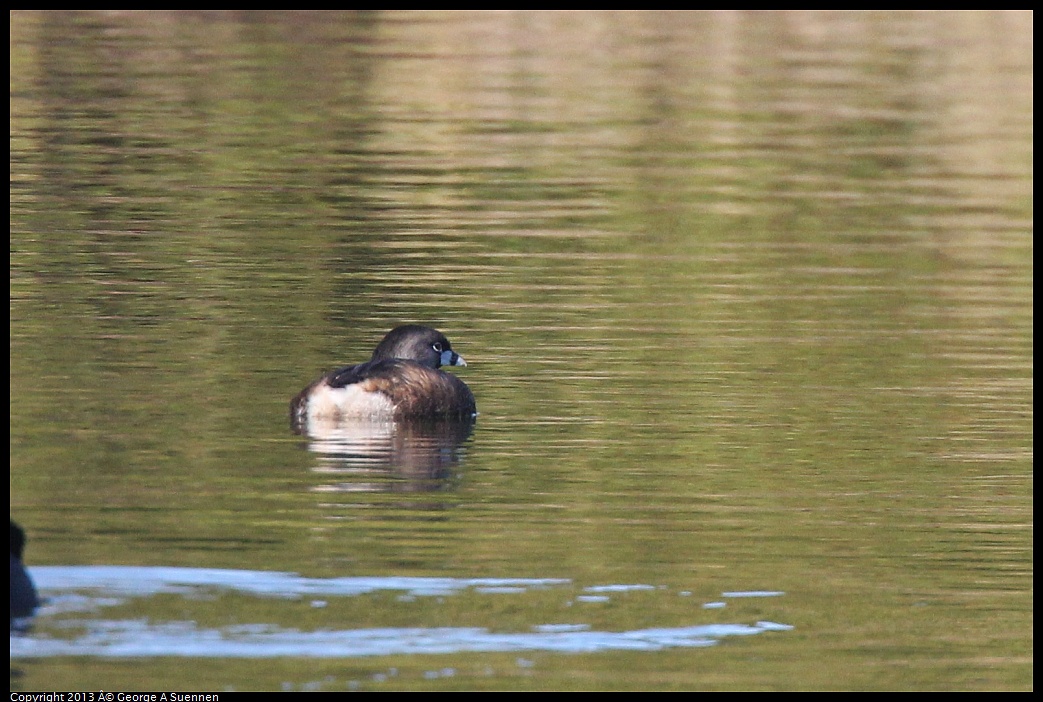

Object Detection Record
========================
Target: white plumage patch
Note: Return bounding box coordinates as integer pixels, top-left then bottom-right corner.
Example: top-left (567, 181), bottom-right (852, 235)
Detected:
top-left (305, 383), bottom-right (396, 421)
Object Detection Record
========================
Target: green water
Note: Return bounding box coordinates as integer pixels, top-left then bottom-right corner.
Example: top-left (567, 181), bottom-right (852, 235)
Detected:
top-left (10, 10), bottom-right (1032, 691)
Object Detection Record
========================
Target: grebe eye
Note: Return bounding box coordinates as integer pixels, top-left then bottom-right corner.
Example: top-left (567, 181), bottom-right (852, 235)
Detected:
top-left (432, 342), bottom-right (443, 353)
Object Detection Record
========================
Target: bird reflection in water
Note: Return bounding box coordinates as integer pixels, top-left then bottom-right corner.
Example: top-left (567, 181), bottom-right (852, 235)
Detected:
top-left (293, 414), bottom-right (476, 495)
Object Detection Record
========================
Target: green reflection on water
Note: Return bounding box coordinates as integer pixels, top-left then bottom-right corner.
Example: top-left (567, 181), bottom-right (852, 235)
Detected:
top-left (11, 9), bottom-right (1031, 692)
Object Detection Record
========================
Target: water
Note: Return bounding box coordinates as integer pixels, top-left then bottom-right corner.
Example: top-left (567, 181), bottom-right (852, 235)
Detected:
top-left (10, 10), bottom-right (1032, 691)
top-left (11, 567), bottom-right (790, 658)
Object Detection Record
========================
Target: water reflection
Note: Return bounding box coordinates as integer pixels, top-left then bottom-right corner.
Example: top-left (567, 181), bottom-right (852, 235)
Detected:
top-left (11, 566), bottom-right (791, 658)
top-left (12, 619), bottom-right (793, 658)
top-left (295, 416), bottom-right (476, 494)
top-left (8, 9), bottom-right (1032, 689)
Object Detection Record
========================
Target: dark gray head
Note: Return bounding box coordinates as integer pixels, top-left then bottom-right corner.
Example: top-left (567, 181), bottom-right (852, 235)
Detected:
top-left (371, 325), bottom-right (467, 369)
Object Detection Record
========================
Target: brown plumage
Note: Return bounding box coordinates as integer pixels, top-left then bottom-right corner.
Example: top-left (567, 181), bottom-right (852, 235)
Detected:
top-left (291, 325), bottom-right (476, 426)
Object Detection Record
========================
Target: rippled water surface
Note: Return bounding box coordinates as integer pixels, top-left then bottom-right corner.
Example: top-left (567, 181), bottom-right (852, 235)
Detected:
top-left (10, 10), bottom-right (1032, 691)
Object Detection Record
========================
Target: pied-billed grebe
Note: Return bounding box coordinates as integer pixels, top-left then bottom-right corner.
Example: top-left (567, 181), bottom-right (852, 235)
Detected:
top-left (290, 325), bottom-right (476, 423)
